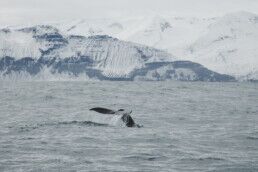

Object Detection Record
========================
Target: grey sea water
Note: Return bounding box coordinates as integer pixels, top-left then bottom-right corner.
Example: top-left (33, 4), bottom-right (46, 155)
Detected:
top-left (0, 81), bottom-right (257, 172)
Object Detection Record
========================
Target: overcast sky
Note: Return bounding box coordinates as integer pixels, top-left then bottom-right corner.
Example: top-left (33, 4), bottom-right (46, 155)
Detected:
top-left (0, 0), bottom-right (258, 26)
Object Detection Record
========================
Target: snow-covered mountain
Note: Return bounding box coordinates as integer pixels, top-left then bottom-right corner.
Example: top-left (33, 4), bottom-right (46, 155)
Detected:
top-left (49, 11), bottom-right (258, 80)
top-left (0, 25), bottom-right (234, 81)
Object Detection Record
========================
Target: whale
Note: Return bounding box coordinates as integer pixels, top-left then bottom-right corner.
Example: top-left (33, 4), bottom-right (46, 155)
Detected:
top-left (90, 107), bottom-right (141, 128)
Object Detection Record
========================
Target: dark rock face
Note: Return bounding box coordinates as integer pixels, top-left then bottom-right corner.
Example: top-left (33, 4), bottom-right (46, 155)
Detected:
top-left (0, 56), bottom-right (41, 76)
top-left (131, 61), bottom-right (235, 82)
top-left (0, 56), bottom-right (235, 81)
top-left (51, 56), bottom-right (94, 76)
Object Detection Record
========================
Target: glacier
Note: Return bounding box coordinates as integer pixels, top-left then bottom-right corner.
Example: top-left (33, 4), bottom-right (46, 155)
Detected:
top-left (0, 25), bottom-right (234, 81)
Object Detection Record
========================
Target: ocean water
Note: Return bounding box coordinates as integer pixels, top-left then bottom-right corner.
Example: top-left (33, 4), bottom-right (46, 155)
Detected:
top-left (0, 81), bottom-right (257, 172)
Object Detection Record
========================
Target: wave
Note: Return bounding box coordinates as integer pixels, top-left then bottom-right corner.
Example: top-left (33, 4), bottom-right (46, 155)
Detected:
top-left (17, 120), bottom-right (109, 132)
top-left (246, 136), bottom-right (258, 140)
top-left (123, 153), bottom-right (168, 161)
top-left (180, 156), bottom-right (226, 162)
top-left (57, 121), bottom-right (108, 127)
top-left (198, 157), bottom-right (225, 161)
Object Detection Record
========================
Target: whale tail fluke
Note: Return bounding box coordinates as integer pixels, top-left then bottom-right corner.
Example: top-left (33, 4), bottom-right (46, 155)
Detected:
top-left (89, 107), bottom-right (140, 128)
top-left (90, 107), bottom-right (116, 114)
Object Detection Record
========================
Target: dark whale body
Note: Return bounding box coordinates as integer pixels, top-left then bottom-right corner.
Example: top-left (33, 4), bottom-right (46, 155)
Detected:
top-left (90, 107), bottom-right (141, 127)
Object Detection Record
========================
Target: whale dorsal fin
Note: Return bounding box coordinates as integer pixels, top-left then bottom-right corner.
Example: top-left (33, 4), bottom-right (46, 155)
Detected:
top-left (90, 107), bottom-right (116, 114)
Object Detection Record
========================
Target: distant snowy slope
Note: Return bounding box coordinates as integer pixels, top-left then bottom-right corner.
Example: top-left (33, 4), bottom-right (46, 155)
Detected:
top-left (184, 12), bottom-right (258, 79)
top-left (0, 25), bottom-right (67, 60)
top-left (0, 28), bottom-right (41, 59)
top-left (120, 16), bottom-right (213, 51)
top-left (54, 16), bottom-right (213, 51)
